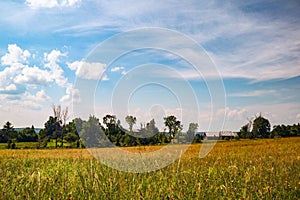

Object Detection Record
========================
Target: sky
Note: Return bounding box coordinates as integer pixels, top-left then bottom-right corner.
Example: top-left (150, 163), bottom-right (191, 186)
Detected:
top-left (0, 0), bottom-right (299, 132)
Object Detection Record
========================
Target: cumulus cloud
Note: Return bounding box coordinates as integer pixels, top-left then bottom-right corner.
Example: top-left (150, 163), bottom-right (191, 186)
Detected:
top-left (25, 90), bottom-right (51, 102)
top-left (1, 44), bottom-right (30, 66)
top-left (0, 84), bottom-right (18, 93)
top-left (25, 0), bottom-right (81, 9)
top-left (44, 50), bottom-right (68, 87)
top-left (217, 107), bottom-right (248, 121)
top-left (60, 86), bottom-right (81, 104)
top-left (15, 66), bottom-right (52, 85)
top-left (67, 61), bottom-right (108, 80)
top-left (0, 44), bottom-right (77, 112)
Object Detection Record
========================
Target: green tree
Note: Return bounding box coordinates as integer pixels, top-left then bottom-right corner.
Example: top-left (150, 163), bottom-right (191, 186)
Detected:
top-left (238, 124), bottom-right (249, 139)
top-left (63, 120), bottom-right (80, 147)
top-left (52, 105), bottom-right (69, 147)
top-left (138, 119), bottom-right (160, 145)
top-left (18, 125), bottom-right (37, 142)
top-left (186, 123), bottom-right (198, 143)
top-left (164, 116), bottom-right (182, 140)
top-left (125, 115), bottom-right (136, 132)
top-left (2, 121), bottom-right (17, 148)
top-left (80, 115), bottom-right (107, 147)
top-left (103, 114), bottom-right (125, 146)
top-left (252, 116), bottom-right (271, 138)
top-left (39, 116), bottom-right (61, 148)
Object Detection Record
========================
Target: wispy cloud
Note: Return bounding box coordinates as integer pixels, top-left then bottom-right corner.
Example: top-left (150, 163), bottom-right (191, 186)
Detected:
top-left (228, 89), bottom-right (277, 97)
top-left (25, 0), bottom-right (81, 9)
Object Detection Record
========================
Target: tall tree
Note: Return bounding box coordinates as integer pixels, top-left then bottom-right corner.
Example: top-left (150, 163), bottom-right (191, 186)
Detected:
top-left (18, 125), bottom-right (37, 142)
top-left (2, 121), bottom-right (17, 148)
top-left (80, 115), bottom-right (106, 147)
top-left (252, 115), bottom-right (271, 138)
top-left (63, 120), bottom-right (80, 147)
top-left (238, 124), bottom-right (249, 139)
top-left (39, 116), bottom-right (61, 148)
top-left (186, 123), bottom-right (198, 143)
top-left (164, 115), bottom-right (182, 140)
top-left (125, 115), bottom-right (136, 132)
top-left (52, 105), bottom-right (69, 147)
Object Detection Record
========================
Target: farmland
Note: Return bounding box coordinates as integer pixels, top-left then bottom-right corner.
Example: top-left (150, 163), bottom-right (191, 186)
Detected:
top-left (0, 138), bottom-right (299, 199)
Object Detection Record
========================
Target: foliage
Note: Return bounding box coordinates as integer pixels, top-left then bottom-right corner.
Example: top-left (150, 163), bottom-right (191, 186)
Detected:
top-left (39, 116), bottom-right (61, 148)
top-left (238, 124), bottom-right (251, 139)
top-left (17, 125), bottom-right (38, 142)
top-left (1, 121), bottom-right (17, 148)
top-left (271, 123), bottom-right (300, 138)
top-left (80, 115), bottom-right (107, 148)
top-left (125, 115), bottom-right (136, 132)
top-left (186, 122), bottom-right (198, 143)
top-left (164, 115), bottom-right (183, 140)
top-left (252, 116), bottom-right (271, 138)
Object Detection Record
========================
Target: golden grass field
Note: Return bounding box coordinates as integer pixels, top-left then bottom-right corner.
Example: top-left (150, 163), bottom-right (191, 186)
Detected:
top-left (0, 137), bottom-right (299, 199)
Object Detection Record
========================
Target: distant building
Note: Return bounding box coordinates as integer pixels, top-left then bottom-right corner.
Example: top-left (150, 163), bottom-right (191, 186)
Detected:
top-left (219, 131), bottom-right (238, 140)
top-left (204, 132), bottom-right (219, 140)
top-left (201, 131), bottom-right (238, 140)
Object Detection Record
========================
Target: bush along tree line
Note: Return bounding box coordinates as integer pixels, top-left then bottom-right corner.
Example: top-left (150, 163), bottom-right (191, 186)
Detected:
top-left (238, 114), bottom-right (300, 139)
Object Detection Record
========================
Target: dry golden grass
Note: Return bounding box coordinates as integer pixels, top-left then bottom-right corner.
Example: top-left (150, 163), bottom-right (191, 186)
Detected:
top-left (0, 137), bottom-right (299, 199)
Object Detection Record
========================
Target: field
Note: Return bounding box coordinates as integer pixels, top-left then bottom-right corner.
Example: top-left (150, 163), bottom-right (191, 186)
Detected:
top-left (0, 138), bottom-right (299, 199)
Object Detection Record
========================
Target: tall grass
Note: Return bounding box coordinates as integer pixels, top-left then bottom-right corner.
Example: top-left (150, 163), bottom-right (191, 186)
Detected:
top-left (0, 138), bottom-right (299, 199)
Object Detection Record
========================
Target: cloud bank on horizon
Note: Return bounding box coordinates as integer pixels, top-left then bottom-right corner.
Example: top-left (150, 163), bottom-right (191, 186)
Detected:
top-left (0, 0), bottom-right (299, 131)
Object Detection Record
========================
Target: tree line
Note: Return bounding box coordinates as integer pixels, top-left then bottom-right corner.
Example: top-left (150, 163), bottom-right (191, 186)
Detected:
top-left (238, 114), bottom-right (300, 139)
top-left (0, 106), bottom-right (203, 149)
top-left (1, 108), bottom-right (299, 149)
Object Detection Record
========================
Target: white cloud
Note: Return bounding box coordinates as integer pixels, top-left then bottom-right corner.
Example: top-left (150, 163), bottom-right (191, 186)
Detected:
top-left (25, 90), bottom-right (51, 102)
top-left (1, 44), bottom-right (30, 66)
top-left (25, 0), bottom-right (81, 9)
top-left (67, 61), bottom-right (107, 80)
top-left (217, 107), bottom-right (248, 121)
top-left (44, 50), bottom-right (68, 87)
top-left (5, 84), bottom-right (17, 91)
top-left (15, 66), bottom-right (52, 85)
top-left (60, 86), bottom-right (81, 104)
top-left (0, 84), bottom-right (18, 93)
top-left (296, 114), bottom-right (300, 119)
top-left (111, 66), bottom-right (124, 72)
top-left (0, 63), bottom-right (24, 93)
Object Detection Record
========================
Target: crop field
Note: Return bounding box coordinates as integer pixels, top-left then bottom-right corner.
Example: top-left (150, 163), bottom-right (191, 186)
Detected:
top-left (0, 138), bottom-right (299, 199)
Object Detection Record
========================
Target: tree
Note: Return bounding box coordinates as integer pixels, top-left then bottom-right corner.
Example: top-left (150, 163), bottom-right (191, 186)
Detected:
top-left (39, 116), bottom-right (61, 148)
top-left (103, 114), bottom-right (117, 129)
top-left (102, 114), bottom-right (125, 146)
top-left (138, 119), bottom-right (160, 145)
top-left (52, 105), bottom-right (69, 147)
top-left (2, 121), bottom-right (17, 148)
top-left (80, 115), bottom-right (107, 147)
top-left (63, 120), bottom-right (80, 147)
top-left (18, 125), bottom-right (37, 142)
top-left (125, 115), bottom-right (136, 132)
top-left (164, 116), bottom-right (182, 140)
top-left (186, 123), bottom-right (198, 143)
top-left (252, 115), bottom-right (271, 138)
top-left (238, 124), bottom-right (249, 139)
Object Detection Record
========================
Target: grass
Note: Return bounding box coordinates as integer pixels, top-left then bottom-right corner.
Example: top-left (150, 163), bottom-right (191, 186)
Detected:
top-left (0, 138), bottom-right (299, 199)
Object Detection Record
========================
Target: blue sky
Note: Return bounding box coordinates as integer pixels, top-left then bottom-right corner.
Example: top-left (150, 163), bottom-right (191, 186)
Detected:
top-left (0, 0), bottom-right (299, 131)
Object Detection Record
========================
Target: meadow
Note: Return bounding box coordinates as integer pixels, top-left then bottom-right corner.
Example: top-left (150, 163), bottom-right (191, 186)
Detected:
top-left (0, 138), bottom-right (299, 199)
